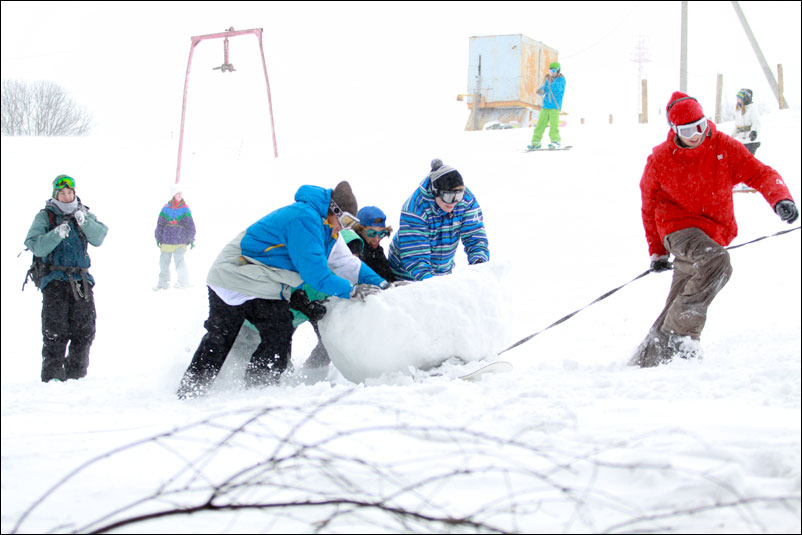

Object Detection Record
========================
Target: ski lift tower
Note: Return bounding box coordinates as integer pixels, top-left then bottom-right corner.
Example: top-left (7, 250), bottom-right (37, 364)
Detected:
top-left (175, 27), bottom-right (279, 184)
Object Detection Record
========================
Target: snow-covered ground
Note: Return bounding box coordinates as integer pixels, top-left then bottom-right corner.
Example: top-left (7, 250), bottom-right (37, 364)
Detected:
top-left (2, 105), bottom-right (800, 533)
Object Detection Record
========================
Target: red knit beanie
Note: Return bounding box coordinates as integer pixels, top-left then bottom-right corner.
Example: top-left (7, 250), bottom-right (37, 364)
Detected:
top-left (666, 91), bottom-right (704, 126)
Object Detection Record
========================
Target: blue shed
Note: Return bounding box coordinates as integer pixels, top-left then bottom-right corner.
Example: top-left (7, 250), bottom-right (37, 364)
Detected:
top-left (463, 34), bottom-right (559, 130)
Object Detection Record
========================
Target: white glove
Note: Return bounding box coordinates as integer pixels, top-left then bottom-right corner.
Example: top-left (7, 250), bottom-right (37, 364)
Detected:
top-left (55, 222), bottom-right (71, 239)
top-left (351, 284), bottom-right (382, 301)
top-left (74, 210), bottom-right (86, 226)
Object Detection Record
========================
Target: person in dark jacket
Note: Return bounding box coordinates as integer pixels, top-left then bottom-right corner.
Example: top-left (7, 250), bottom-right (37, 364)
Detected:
top-left (176, 181), bottom-right (390, 399)
top-left (24, 174), bottom-right (109, 382)
top-left (154, 185), bottom-right (196, 290)
top-left (630, 92), bottom-right (798, 368)
top-left (353, 205), bottom-right (396, 282)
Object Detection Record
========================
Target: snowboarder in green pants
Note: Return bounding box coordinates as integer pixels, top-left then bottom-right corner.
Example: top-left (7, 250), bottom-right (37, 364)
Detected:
top-left (528, 62), bottom-right (566, 150)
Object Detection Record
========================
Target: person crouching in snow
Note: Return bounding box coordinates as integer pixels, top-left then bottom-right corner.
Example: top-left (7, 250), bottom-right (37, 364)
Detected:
top-left (353, 205), bottom-right (396, 282)
top-left (389, 159), bottom-right (489, 281)
top-left (294, 228), bottom-right (368, 370)
top-left (154, 185), bottom-right (196, 290)
top-left (176, 181), bottom-right (391, 399)
top-left (630, 91), bottom-right (798, 367)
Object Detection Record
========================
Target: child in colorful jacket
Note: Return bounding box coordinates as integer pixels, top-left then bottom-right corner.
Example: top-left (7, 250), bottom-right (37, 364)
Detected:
top-left (154, 185), bottom-right (196, 290)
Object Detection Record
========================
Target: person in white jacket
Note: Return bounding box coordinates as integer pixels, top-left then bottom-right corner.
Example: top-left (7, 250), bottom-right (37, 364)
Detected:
top-left (731, 88), bottom-right (761, 156)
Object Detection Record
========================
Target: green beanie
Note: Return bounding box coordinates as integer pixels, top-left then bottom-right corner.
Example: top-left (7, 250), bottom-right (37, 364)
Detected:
top-left (549, 61), bottom-right (561, 70)
top-left (52, 174), bottom-right (76, 198)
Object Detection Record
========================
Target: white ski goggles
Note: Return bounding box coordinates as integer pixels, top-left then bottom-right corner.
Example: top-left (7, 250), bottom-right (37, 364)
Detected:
top-left (329, 199), bottom-right (357, 229)
top-left (673, 116), bottom-right (708, 139)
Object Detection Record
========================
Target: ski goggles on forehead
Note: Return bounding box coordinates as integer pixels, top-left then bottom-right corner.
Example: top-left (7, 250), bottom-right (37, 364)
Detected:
top-left (438, 189), bottom-right (465, 204)
top-left (54, 176), bottom-right (75, 190)
top-left (329, 200), bottom-right (357, 229)
top-left (673, 116), bottom-right (708, 138)
top-left (364, 229), bottom-right (390, 239)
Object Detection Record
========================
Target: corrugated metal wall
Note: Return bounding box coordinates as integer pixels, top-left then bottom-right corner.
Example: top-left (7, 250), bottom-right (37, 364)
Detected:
top-left (465, 34), bottom-right (559, 129)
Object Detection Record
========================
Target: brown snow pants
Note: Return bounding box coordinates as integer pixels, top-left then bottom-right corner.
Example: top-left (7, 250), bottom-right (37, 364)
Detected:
top-left (630, 227), bottom-right (733, 367)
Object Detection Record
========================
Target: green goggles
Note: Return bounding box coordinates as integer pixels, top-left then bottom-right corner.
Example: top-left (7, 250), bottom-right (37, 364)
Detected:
top-left (364, 229), bottom-right (390, 239)
top-left (54, 175), bottom-right (75, 190)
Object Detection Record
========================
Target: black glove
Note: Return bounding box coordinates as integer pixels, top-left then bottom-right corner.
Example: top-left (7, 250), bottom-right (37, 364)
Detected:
top-left (650, 255), bottom-right (672, 273)
top-left (748, 130), bottom-right (757, 141)
top-left (775, 200), bottom-right (799, 224)
top-left (289, 289), bottom-right (327, 322)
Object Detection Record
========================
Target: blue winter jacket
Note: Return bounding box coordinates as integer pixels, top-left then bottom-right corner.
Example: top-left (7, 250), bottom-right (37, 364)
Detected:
top-left (388, 177), bottom-right (489, 281)
top-left (240, 185), bottom-right (384, 299)
top-left (540, 74), bottom-right (566, 110)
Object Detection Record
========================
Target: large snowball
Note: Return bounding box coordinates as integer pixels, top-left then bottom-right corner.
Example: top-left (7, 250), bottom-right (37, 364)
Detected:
top-left (319, 262), bottom-right (510, 383)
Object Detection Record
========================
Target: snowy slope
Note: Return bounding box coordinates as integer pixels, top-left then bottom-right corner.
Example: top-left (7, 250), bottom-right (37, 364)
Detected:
top-left (1, 109), bottom-right (800, 533)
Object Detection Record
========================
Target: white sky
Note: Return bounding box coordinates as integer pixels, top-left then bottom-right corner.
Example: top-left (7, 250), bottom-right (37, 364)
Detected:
top-left (2, 1), bottom-right (801, 139)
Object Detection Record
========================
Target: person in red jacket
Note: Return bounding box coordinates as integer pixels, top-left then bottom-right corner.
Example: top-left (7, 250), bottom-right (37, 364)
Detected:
top-left (630, 91), bottom-right (798, 367)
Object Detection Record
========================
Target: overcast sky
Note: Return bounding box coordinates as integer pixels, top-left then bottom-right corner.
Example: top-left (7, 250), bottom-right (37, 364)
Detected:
top-left (2, 1), bottom-right (800, 137)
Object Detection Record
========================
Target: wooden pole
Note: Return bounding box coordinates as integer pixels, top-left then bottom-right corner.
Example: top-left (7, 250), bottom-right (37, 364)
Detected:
top-left (731, 1), bottom-right (788, 109)
top-left (777, 64), bottom-right (788, 109)
top-left (609, 114), bottom-right (614, 124)
top-left (641, 79), bottom-right (648, 123)
top-left (715, 74), bottom-right (723, 123)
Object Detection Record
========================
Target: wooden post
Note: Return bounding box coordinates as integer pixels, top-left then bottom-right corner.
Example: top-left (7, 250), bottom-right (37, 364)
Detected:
top-left (580, 118), bottom-right (585, 125)
top-left (466, 55), bottom-right (482, 131)
top-left (731, 1), bottom-right (787, 109)
top-left (778, 64), bottom-right (788, 109)
top-left (641, 79), bottom-right (648, 123)
top-left (609, 114), bottom-right (614, 124)
top-left (715, 74), bottom-right (723, 123)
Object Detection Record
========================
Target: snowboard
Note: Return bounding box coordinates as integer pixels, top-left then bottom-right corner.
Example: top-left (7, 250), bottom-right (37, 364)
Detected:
top-left (458, 361), bottom-right (513, 381)
top-left (522, 146), bottom-right (572, 153)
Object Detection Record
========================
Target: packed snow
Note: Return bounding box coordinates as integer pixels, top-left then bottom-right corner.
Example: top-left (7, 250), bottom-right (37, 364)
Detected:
top-left (2, 102), bottom-right (799, 532)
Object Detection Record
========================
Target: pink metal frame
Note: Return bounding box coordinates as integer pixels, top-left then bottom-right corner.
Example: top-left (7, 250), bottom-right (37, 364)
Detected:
top-left (175, 27), bottom-right (278, 184)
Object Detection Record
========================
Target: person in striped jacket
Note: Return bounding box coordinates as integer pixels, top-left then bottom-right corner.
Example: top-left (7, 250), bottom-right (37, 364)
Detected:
top-left (389, 159), bottom-right (489, 281)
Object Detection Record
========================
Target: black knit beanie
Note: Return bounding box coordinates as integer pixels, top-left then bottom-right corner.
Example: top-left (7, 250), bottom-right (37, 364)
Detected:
top-left (429, 159), bottom-right (464, 192)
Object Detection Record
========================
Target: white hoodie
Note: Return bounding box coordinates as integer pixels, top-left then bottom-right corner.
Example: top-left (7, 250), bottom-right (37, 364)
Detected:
top-left (731, 103), bottom-right (761, 144)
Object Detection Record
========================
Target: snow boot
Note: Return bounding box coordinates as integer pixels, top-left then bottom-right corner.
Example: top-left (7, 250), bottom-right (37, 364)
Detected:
top-left (667, 334), bottom-right (702, 361)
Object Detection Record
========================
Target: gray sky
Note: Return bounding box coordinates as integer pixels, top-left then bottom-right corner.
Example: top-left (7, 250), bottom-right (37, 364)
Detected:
top-left (2, 1), bottom-right (799, 137)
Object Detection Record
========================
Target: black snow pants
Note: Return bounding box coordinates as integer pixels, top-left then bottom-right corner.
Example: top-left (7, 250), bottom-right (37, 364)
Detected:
top-left (176, 287), bottom-right (295, 399)
top-left (41, 280), bottom-right (96, 382)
